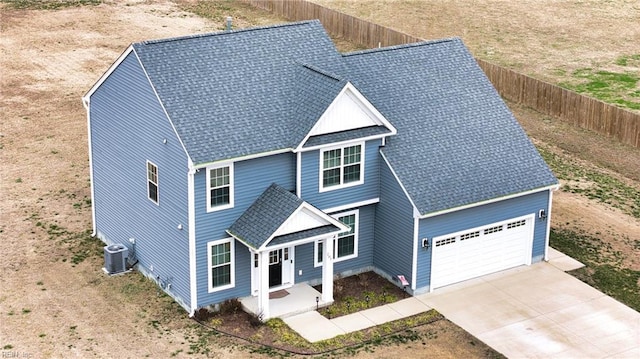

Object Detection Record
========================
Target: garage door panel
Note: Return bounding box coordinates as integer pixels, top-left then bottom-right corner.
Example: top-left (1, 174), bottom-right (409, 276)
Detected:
top-left (431, 215), bottom-right (534, 289)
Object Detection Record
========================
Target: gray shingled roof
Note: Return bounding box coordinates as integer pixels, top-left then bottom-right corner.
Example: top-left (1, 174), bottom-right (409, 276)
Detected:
top-left (133, 21), bottom-right (346, 165)
top-left (342, 39), bottom-right (558, 215)
top-left (128, 21), bottom-right (557, 217)
top-left (227, 184), bottom-right (342, 249)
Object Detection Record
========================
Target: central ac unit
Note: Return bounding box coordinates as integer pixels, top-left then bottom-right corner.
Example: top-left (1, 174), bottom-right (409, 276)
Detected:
top-left (104, 244), bottom-right (128, 275)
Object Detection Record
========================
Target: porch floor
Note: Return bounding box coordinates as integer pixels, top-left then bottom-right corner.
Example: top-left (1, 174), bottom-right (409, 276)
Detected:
top-left (240, 283), bottom-right (330, 319)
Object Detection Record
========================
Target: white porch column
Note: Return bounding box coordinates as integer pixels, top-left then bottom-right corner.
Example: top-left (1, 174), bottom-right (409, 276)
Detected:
top-left (321, 235), bottom-right (335, 303)
top-left (257, 251), bottom-right (270, 321)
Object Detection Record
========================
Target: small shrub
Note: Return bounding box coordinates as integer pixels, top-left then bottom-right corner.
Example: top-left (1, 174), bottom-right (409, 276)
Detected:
top-left (218, 298), bottom-right (242, 315)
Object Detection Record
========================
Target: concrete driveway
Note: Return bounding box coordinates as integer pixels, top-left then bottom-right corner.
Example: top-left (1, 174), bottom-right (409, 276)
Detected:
top-left (416, 261), bottom-right (640, 358)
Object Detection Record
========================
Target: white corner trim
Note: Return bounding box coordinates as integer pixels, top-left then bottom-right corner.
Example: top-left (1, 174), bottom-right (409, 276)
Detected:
top-left (85, 97), bottom-right (97, 236)
top-left (296, 151), bottom-right (302, 198)
top-left (412, 216), bottom-right (419, 291)
top-left (187, 161), bottom-right (197, 314)
top-left (544, 189), bottom-right (554, 261)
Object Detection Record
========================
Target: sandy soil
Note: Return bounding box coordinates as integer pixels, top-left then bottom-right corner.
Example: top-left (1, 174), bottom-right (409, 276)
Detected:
top-left (1, 1), bottom-right (638, 358)
top-left (312, 0), bottom-right (640, 81)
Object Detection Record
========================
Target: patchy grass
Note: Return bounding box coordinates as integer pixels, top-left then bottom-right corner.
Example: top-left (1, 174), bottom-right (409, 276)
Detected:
top-left (615, 54), bottom-right (640, 67)
top-left (201, 308), bottom-right (445, 355)
top-left (538, 146), bottom-right (640, 219)
top-left (550, 229), bottom-right (640, 312)
top-left (559, 68), bottom-right (640, 110)
top-left (0, 0), bottom-right (101, 10)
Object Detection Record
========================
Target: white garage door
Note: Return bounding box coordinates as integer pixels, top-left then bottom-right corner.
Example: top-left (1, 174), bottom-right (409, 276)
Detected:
top-left (430, 214), bottom-right (534, 290)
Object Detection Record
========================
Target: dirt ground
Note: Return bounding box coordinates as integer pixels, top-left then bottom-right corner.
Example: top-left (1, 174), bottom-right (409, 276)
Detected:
top-left (1, 0), bottom-right (638, 358)
top-left (312, 0), bottom-right (640, 82)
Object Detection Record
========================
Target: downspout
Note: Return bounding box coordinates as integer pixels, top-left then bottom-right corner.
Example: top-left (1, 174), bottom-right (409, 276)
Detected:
top-left (187, 161), bottom-right (197, 316)
top-left (296, 151), bottom-right (302, 198)
top-left (83, 96), bottom-right (97, 237)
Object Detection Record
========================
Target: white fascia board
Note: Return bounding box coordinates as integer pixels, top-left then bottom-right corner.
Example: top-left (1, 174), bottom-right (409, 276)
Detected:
top-left (345, 82), bottom-right (397, 135)
top-left (83, 45), bottom-right (134, 102)
top-left (261, 230), bottom-right (344, 252)
top-left (322, 197), bottom-right (380, 214)
top-left (419, 184), bottom-right (561, 219)
top-left (379, 150), bottom-right (421, 218)
top-left (259, 203), bottom-right (349, 251)
top-left (294, 82), bottom-right (397, 152)
top-left (295, 133), bottom-right (389, 153)
top-left (192, 148), bottom-right (292, 170)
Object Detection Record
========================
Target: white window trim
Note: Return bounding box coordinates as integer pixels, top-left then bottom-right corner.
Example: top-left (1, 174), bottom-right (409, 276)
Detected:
top-left (207, 238), bottom-right (235, 293)
top-left (146, 160), bottom-right (159, 205)
top-left (314, 209), bottom-right (359, 267)
top-left (318, 141), bottom-right (365, 193)
top-left (206, 162), bottom-right (234, 212)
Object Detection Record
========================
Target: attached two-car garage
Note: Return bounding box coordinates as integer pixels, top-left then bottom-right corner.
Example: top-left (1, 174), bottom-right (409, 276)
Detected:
top-left (430, 214), bottom-right (535, 289)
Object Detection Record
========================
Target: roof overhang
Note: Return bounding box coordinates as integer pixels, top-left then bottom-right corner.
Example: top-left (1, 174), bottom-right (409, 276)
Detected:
top-left (418, 183), bottom-right (560, 219)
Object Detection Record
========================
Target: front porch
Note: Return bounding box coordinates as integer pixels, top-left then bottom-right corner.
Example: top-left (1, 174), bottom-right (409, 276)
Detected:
top-left (239, 283), bottom-right (331, 319)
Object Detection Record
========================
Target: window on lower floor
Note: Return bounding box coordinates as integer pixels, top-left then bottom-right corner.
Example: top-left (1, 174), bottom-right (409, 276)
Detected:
top-left (208, 238), bottom-right (235, 292)
top-left (315, 209), bottom-right (359, 266)
top-left (147, 161), bottom-right (159, 204)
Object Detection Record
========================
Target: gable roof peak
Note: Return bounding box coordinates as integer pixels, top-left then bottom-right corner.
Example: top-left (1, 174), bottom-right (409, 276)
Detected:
top-left (138, 19), bottom-right (323, 47)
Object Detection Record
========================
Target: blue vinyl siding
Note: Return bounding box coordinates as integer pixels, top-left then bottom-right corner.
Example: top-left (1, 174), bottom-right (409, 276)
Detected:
top-left (300, 139), bottom-right (381, 209)
top-left (89, 51), bottom-right (191, 310)
top-left (374, 159), bottom-right (416, 288)
top-left (415, 190), bottom-right (551, 291)
top-left (294, 204), bottom-right (376, 283)
top-left (194, 153), bottom-right (295, 307)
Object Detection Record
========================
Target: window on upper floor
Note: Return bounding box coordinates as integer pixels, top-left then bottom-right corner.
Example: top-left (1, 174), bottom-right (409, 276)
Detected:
top-left (208, 238), bottom-right (235, 292)
top-left (207, 162), bottom-right (234, 212)
top-left (320, 143), bottom-right (363, 191)
top-left (315, 209), bottom-right (359, 266)
top-left (147, 161), bottom-right (159, 204)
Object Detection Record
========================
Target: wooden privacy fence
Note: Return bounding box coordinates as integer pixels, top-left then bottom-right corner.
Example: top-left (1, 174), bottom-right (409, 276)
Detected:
top-left (244, 0), bottom-right (640, 148)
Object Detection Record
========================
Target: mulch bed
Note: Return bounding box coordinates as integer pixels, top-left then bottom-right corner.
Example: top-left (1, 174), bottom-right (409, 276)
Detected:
top-left (192, 271), bottom-right (420, 354)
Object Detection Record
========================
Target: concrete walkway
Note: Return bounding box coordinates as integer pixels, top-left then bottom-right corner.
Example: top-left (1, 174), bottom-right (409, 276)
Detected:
top-left (283, 295), bottom-right (431, 342)
top-left (284, 250), bottom-right (640, 358)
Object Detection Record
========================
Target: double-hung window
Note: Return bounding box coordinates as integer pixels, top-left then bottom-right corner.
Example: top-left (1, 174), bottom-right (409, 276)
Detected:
top-left (315, 210), bottom-right (359, 266)
top-left (147, 161), bottom-right (159, 204)
top-left (320, 143), bottom-right (363, 191)
top-left (207, 238), bottom-right (235, 292)
top-left (207, 163), bottom-right (234, 211)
